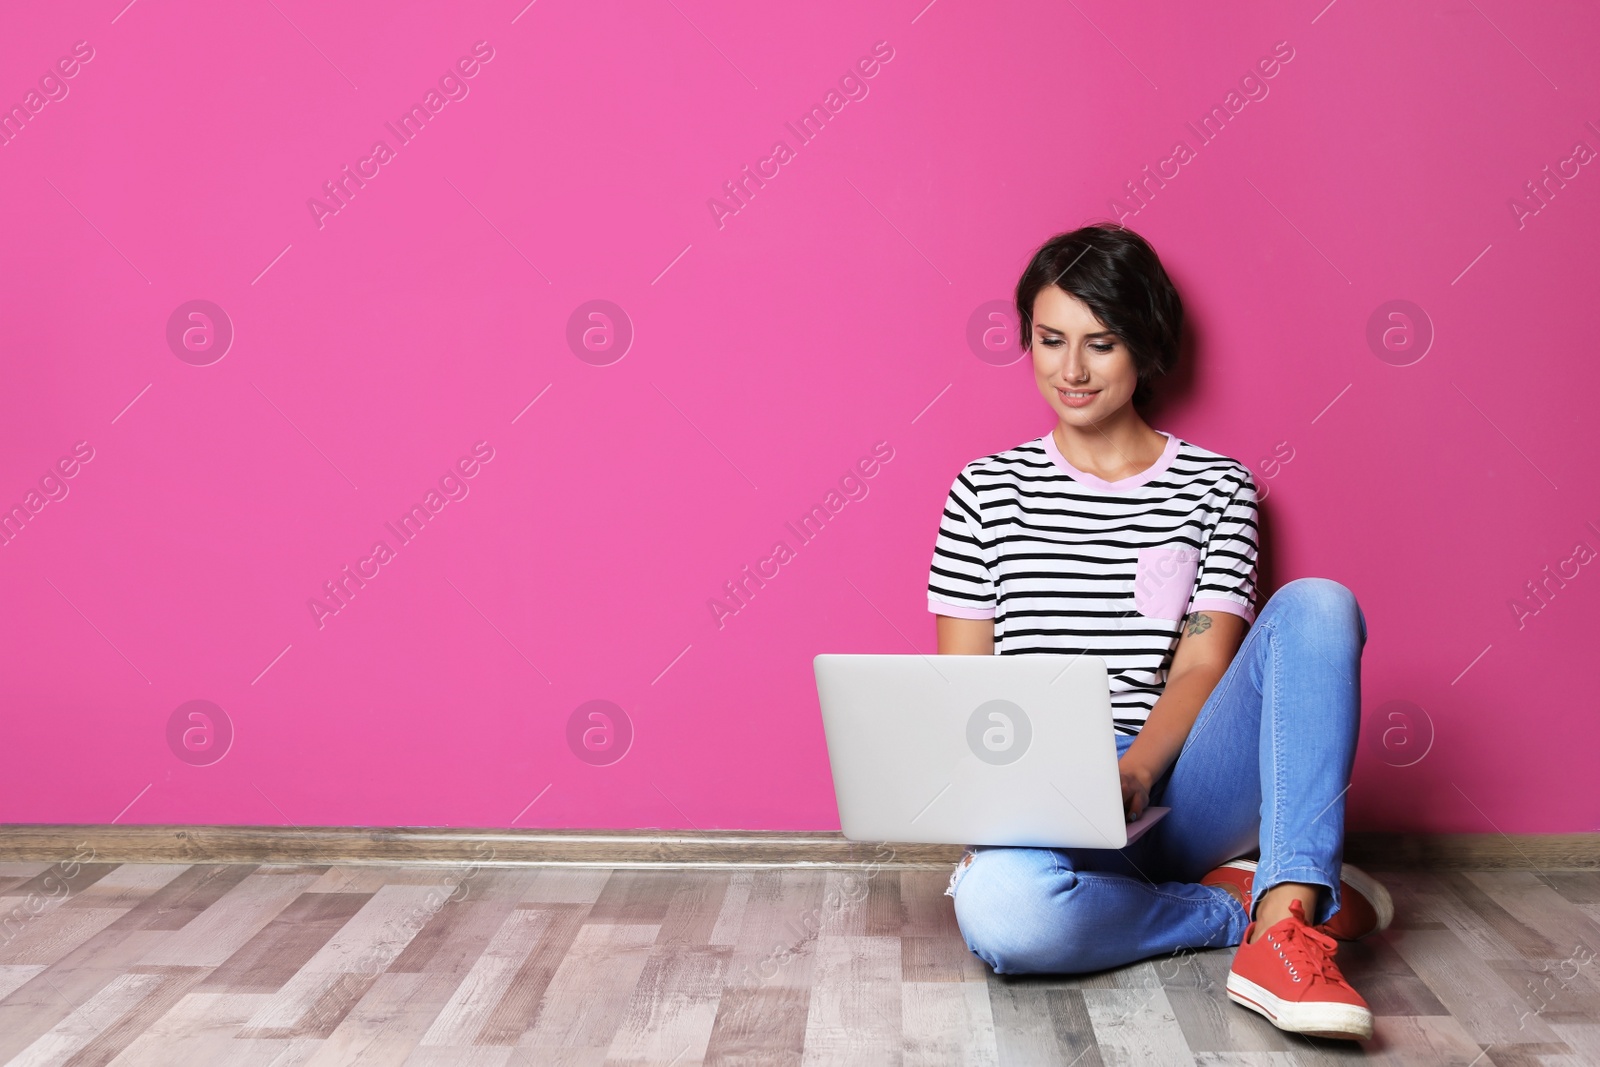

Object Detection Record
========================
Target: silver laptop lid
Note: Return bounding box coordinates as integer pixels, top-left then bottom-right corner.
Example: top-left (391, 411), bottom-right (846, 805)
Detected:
top-left (814, 653), bottom-right (1129, 849)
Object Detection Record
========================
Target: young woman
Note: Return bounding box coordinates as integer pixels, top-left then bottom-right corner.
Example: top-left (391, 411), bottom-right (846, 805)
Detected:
top-left (928, 223), bottom-right (1391, 1042)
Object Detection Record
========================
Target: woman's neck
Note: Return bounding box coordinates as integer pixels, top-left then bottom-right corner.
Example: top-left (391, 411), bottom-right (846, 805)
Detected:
top-left (1052, 416), bottom-right (1167, 483)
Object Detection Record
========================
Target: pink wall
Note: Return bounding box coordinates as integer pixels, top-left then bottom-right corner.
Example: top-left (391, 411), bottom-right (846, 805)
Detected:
top-left (2, 0), bottom-right (1596, 835)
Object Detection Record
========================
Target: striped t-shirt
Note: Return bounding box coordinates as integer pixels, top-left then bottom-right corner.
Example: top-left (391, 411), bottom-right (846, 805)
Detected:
top-left (927, 428), bottom-right (1260, 736)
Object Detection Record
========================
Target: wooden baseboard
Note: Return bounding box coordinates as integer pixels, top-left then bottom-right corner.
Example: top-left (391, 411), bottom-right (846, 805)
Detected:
top-left (0, 825), bottom-right (951, 870)
top-left (2, 825), bottom-right (1597, 870)
top-left (1341, 832), bottom-right (1600, 871)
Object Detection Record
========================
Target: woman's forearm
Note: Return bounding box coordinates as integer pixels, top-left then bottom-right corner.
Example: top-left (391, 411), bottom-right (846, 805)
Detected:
top-left (1120, 664), bottom-right (1228, 786)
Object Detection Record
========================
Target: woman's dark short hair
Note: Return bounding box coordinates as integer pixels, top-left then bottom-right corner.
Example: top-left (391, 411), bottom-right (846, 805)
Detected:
top-left (1014, 223), bottom-right (1183, 407)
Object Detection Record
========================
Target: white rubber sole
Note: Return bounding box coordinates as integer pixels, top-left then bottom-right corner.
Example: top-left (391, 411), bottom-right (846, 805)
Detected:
top-left (1226, 972), bottom-right (1374, 1041)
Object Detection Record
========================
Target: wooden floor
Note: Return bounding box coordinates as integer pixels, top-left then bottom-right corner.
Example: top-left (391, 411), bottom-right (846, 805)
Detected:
top-left (1, 861), bottom-right (1597, 1065)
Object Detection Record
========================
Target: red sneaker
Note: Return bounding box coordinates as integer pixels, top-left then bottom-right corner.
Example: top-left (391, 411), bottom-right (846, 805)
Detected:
top-left (1226, 898), bottom-right (1373, 1041)
top-left (1200, 858), bottom-right (1393, 941)
top-left (1200, 858), bottom-right (1256, 917)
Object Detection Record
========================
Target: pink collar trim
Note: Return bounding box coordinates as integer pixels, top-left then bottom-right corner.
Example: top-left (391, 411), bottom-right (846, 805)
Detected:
top-left (1042, 429), bottom-right (1179, 492)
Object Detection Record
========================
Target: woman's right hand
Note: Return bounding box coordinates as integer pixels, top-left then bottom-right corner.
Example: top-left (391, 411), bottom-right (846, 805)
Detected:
top-left (1119, 762), bottom-right (1154, 822)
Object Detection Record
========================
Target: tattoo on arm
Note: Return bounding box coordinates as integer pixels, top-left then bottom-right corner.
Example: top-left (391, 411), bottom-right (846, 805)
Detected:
top-left (1184, 612), bottom-right (1212, 636)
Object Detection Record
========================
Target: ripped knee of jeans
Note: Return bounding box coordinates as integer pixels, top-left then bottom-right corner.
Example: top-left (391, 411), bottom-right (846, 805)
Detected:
top-left (945, 847), bottom-right (978, 898)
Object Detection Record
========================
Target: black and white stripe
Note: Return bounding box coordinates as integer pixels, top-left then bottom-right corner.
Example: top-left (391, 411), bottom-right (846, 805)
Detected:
top-left (928, 433), bottom-right (1260, 736)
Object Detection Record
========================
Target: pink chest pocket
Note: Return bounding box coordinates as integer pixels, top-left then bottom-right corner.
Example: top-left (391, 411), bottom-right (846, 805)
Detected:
top-left (1134, 546), bottom-right (1201, 621)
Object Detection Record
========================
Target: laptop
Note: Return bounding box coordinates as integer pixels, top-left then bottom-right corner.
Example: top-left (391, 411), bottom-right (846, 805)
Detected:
top-left (814, 653), bottom-right (1169, 849)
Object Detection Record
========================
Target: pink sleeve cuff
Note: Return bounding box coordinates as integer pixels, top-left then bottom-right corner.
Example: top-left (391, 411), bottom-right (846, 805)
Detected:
top-left (928, 596), bottom-right (996, 619)
top-left (1190, 597), bottom-right (1256, 625)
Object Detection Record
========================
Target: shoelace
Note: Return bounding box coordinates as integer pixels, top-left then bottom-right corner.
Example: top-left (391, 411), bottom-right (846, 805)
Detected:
top-left (1262, 903), bottom-right (1344, 986)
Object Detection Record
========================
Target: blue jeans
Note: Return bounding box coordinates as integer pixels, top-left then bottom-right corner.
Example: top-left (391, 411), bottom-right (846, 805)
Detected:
top-left (948, 577), bottom-right (1367, 975)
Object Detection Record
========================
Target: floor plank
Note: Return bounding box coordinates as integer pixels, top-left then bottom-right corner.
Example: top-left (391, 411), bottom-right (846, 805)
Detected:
top-left (240, 883), bottom-right (452, 1038)
top-left (136, 868), bottom-right (323, 969)
top-left (7, 971), bottom-right (166, 1066)
top-left (303, 970), bottom-right (460, 1067)
top-left (65, 965), bottom-right (207, 1067)
top-left (1386, 926), bottom-right (1560, 1044)
top-left (603, 942), bottom-right (730, 1066)
top-left (517, 922), bottom-right (660, 1052)
top-left (417, 908), bottom-right (552, 1047)
top-left (986, 981), bottom-right (1104, 1066)
top-left (799, 935), bottom-right (902, 1066)
top-left (198, 891), bottom-right (375, 994)
top-left (99, 991), bottom-right (282, 1067)
top-left (901, 978), bottom-right (999, 1066)
top-left (702, 985), bottom-right (810, 1067)
top-left (1082, 986), bottom-right (1195, 1067)
top-left (472, 903), bottom-right (590, 1046)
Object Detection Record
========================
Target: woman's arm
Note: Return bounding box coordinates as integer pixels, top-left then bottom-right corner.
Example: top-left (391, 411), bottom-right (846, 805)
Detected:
top-left (937, 614), bottom-right (995, 656)
top-left (936, 608), bottom-right (1244, 817)
top-left (1118, 609), bottom-right (1248, 817)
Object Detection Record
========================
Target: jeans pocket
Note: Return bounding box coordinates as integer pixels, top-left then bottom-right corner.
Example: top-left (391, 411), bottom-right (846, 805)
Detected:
top-left (1134, 546), bottom-right (1201, 621)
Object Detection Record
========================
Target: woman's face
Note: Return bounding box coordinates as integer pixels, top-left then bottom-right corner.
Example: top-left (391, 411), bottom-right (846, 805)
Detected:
top-left (1030, 286), bottom-right (1140, 427)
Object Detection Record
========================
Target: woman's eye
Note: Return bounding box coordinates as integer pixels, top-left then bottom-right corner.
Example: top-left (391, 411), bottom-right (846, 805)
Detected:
top-left (1036, 338), bottom-right (1113, 351)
